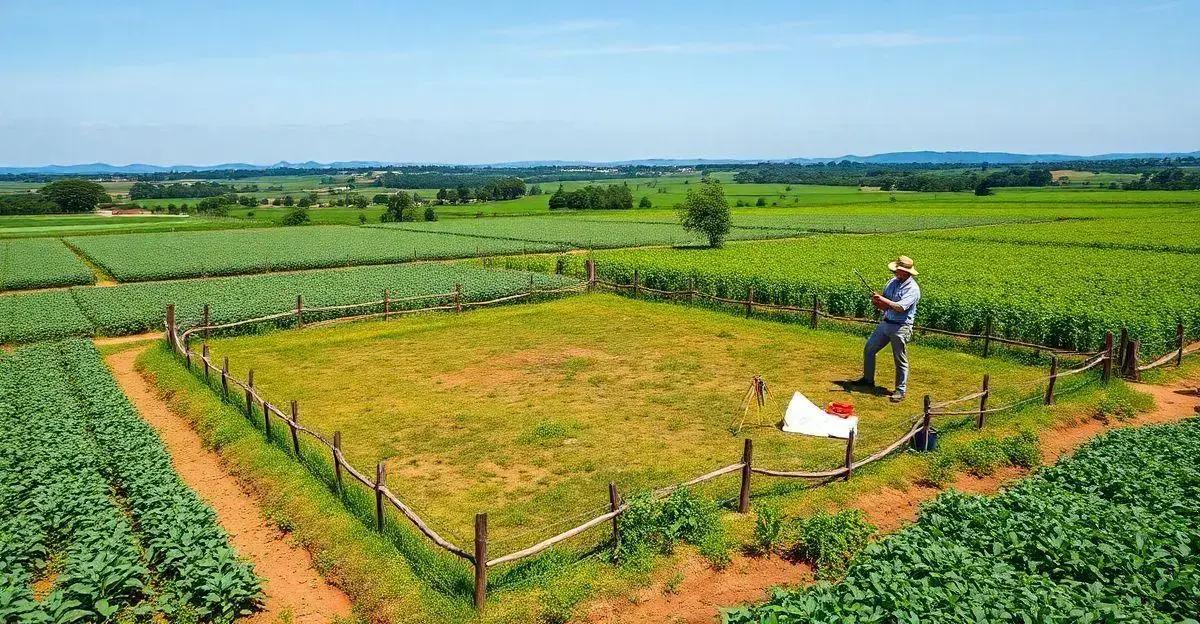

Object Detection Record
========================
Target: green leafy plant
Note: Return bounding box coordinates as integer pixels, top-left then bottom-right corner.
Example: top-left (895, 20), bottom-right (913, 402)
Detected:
top-left (751, 505), bottom-right (784, 555)
top-left (785, 510), bottom-right (875, 581)
top-left (613, 488), bottom-right (724, 568)
top-left (924, 453), bottom-right (958, 487)
top-left (957, 438), bottom-right (1008, 477)
top-left (1000, 430), bottom-right (1041, 468)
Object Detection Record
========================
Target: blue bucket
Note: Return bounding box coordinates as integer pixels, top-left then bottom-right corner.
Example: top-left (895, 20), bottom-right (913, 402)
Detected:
top-left (912, 427), bottom-right (939, 452)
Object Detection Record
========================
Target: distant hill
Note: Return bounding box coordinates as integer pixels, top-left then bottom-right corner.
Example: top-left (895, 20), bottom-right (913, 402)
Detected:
top-left (2, 151), bottom-right (1197, 175)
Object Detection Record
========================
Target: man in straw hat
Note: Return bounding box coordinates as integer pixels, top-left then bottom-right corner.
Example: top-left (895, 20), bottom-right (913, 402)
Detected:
top-left (848, 255), bottom-right (921, 402)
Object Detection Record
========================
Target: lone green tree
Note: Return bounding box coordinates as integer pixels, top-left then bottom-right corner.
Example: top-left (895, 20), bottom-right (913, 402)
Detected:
top-left (39, 179), bottom-right (110, 213)
top-left (679, 179), bottom-right (731, 247)
top-left (381, 192), bottom-right (415, 222)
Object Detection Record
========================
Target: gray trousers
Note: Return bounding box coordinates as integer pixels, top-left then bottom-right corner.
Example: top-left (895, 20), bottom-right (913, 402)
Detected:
top-left (863, 322), bottom-right (913, 393)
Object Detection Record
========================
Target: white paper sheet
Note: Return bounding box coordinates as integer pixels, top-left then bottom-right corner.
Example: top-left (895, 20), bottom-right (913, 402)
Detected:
top-left (781, 391), bottom-right (858, 439)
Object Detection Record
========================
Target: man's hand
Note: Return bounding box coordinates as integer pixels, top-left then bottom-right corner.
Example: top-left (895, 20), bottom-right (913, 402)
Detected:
top-left (871, 293), bottom-right (889, 311)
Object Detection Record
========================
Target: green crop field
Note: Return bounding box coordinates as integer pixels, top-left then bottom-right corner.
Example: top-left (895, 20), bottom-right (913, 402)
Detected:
top-left (1, 238), bottom-right (94, 290)
top-left (201, 293), bottom-right (1043, 552)
top-left (0, 290), bottom-right (95, 343)
top-left (0, 339), bottom-right (260, 622)
top-left (373, 216), bottom-right (803, 248)
top-left (225, 205), bottom-right (388, 225)
top-left (581, 205), bottom-right (1066, 233)
top-left (917, 216), bottom-right (1200, 253)
top-left (65, 225), bottom-right (568, 282)
top-left (514, 233), bottom-right (1200, 354)
top-left (728, 419), bottom-right (1200, 623)
top-left (0, 213), bottom-right (245, 238)
top-left (0, 262), bottom-right (576, 344)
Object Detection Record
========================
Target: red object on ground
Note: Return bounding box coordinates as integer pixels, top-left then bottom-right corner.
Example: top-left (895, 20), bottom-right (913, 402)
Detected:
top-left (826, 401), bottom-right (855, 418)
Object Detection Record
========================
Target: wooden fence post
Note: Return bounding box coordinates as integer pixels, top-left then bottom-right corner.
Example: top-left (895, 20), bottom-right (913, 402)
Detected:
top-left (263, 400), bottom-right (272, 438)
top-left (296, 295), bottom-right (304, 328)
top-left (1044, 356), bottom-right (1058, 405)
top-left (978, 374), bottom-right (990, 429)
top-left (332, 431), bottom-right (343, 494)
top-left (920, 395), bottom-right (933, 451)
top-left (1102, 331), bottom-right (1114, 383)
top-left (201, 344), bottom-right (210, 383)
top-left (474, 513), bottom-right (488, 611)
top-left (383, 289), bottom-right (390, 321)
top-left (738, 438), bottom-right (753, 513)
top-left (245, 369), bottom-right (254, 417)
top-left (202, 304), bottom-right (211, 342)
top-left (983, 316), bottom-right (993, 358)
top-left (810, 294), bottom-right (819, 330)
top-left (586, 259), bottom-right (596, 289)
top-left (290, 400), bottom-right (301, 456)
top-left (185, 341), bottom-right (192, 371)
top-left (688, 277), bottom-right (696, 304)
top-left (843, 429), bottom-right (855, 480)
top-left (528, 274), bottom-right (535, 295)
top-left (165, 304), bottom-right (176, 350)
top-left (1129, 340), bottom-right (1141, 381)
top-left (608, 483), bottom-right (620, 554)
top-left (632, 269), bottom-right (640, 299)
top-left (746, 287), bottom-right (754, 318)
top-left (220, 357), bottom-right (229, 400)
top-left (1117, 327), bottom-right (1128, 375)
top-left (1177, 322), bottom-right (1186, 367)
top-left (374, 462), bottom-right (386, 532)
top-left (455, 283), bottom-right (462, 312)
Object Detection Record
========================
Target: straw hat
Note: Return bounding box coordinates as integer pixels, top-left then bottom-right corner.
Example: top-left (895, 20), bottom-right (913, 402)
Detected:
top-left (887, 255), bottom-right (918, 275)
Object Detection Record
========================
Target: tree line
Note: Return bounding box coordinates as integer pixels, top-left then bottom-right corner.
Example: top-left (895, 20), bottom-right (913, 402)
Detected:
top-left (734, 163), bottom-right (1054, 192)
top-left (128, 181), bottom-right (243, 200)
top-left (547, 184), bottom-right (634, 210)
top-left (1122, 168), bottom-right (1200, 190)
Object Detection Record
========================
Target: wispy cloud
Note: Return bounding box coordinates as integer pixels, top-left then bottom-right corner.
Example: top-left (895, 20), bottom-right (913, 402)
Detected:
top-left (490, 18), bottom-right (621, 37)
top-left (811, 31), bottom-right (973, 48)
top-left (535, 42), bottom-right (786, 57)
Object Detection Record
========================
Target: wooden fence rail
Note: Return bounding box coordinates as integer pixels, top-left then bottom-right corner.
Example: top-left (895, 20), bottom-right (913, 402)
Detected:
top-left (162, 268), bottom-right (1195, 611)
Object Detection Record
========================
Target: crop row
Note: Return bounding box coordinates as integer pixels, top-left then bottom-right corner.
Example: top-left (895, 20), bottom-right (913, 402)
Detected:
top-left (579, 205), bottom-right (1063, 233)
top-left (0, 238), bottom-right (94, 291)
top-left (0, 263), bottom-right (579, 343)
top-left (534, 235), bottom-right (1198, 354)
top-left (0, 341), bottom-right (147, 623)
top-left (372, 216), bottom-right (802, 248)
top-left (726, 418), bottom-right (1200, 623)
top-left (0, 340), bottom-right (260, 622)
top-left (65, 225), bottom-right (566, 282)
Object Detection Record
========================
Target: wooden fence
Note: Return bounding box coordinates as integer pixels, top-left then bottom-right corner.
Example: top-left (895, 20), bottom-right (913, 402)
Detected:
top-left (162, 269), bottom-right (1195, 610)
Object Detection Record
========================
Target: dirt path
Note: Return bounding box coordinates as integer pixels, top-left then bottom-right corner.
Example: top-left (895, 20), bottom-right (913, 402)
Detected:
top-left (585, 378), bottom-right (1199, 624)
top-left (106, 345), bottom-right (354, 624)
top-left (93, 331), bottom-right (160, 346)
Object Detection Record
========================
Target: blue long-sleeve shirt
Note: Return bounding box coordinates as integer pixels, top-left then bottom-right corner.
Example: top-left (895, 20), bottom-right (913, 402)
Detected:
top-left (882, 277), bottom-right (921, 325)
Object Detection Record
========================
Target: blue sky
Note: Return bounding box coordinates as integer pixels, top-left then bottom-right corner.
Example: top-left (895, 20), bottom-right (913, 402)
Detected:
top-left (0, 0), bottom-right (1197, 165)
